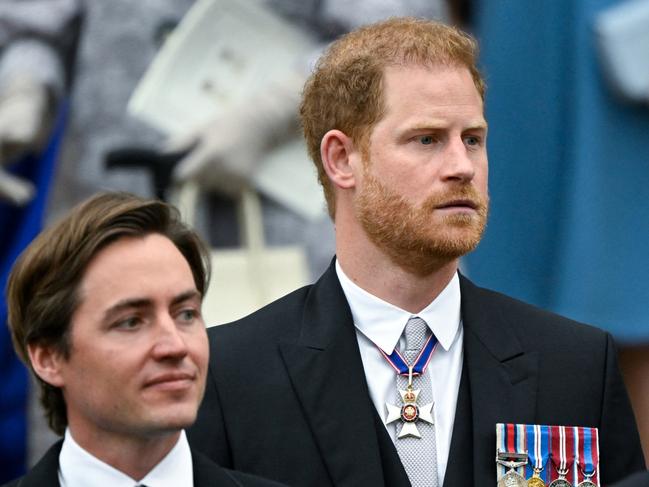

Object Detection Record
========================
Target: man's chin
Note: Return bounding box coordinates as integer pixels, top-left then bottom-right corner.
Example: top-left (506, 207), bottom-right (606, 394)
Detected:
top-left (384, 233), bottom-right (483, 277)
top-left (425, 224), bottom-right (485, 253)
top-left (142, 406), bottom-right (199, 434)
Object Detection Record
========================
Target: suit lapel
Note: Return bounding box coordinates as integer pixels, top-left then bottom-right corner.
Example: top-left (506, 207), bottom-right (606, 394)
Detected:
top-left (17, 440), bottom-right (63, 487)
top-left (442, 358), bottom-right (474, 487)
top-left (279, 263), bottom-right (387, 487)
top-left (459, 275), bottom-right (539, 485)
top-left (192, 448), bottom-right (241, 486)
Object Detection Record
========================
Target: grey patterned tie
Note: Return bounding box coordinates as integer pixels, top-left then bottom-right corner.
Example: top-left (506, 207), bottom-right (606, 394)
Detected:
top-left (395, 317), bottom-right (439, 487)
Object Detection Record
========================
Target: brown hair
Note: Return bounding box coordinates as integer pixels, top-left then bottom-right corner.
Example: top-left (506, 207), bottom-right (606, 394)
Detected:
top-left (300, 17), bottom-right (486, 218)
top-left (5, 192), bottom-right (210, 435)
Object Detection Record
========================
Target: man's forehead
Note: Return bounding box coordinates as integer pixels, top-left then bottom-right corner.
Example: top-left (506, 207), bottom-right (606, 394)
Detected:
top-left (74, 234), bottom-right (196, 310)
top-left (377, 64), bottom-right (485, 123)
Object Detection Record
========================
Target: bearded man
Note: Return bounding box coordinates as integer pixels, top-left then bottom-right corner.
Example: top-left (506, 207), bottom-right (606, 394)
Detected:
top-left (188, 17), bottom-right (645, 487)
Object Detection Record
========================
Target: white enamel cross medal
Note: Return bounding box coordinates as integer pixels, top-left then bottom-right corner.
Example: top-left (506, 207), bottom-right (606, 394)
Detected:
top-left (384, 366), bottom-right (434, 439)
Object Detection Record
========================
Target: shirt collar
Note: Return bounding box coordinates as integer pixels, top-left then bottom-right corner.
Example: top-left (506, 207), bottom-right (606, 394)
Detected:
top-left (59, 429), bottom-right (194, 487)
top-left (335, 259), bottom-right (461, 354)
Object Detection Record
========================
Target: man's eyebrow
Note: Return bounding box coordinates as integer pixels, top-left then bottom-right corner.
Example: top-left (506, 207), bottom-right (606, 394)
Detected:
top-left (406, 120), bottom-right (488, 131)
top-left (102, 289), bottom-right (201, 321)
top-left (103, 298), bottom-right (153, 322)
top-left (170, 290), bottom-right (202, 306)
top-left (466, 121), bottom-right (488, 131)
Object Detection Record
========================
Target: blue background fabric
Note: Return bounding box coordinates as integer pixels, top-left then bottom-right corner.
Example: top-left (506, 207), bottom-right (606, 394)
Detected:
top-left (0, 104), bottom-right (68, 482)
top-left (464, 0), bottom-right (649, 343)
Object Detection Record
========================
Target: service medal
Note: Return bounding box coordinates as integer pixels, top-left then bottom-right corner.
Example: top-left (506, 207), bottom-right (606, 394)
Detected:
top-left (496, 454), bottom-right (528, 487)
top-left (527, 471), bottom-right (546, 487)
top-left (496, 425), bottom-right (528, 487)
top-left (525, 424), bottom-right (550, 487)
top-left (549, 426), bottom-right (575, 487)
top-left (497, 469), bottom-right (527, 487)
top-left (576, 427), bottom-right (599, 487)
top-left (548, 479), bottom-right (572, 487)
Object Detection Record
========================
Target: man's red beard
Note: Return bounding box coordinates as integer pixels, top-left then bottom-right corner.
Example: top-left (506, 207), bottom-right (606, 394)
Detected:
top-left (355, 169), bottom-right (489, 277)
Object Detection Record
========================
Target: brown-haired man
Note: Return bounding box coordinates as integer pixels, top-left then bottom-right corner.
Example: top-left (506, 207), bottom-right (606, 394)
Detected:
top-left (3, 193), bottom-right (284, 487)
top-left (188, 17), bottom-right (645, 486)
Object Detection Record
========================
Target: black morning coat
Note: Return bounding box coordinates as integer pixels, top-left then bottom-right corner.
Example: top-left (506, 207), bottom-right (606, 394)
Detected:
top-left (189, 260), bottom-right (646, 486)
top-left (1, 439), bottom-right (286, 487)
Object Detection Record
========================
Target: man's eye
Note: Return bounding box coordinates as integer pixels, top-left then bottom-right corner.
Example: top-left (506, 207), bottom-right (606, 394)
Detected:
top-left (465, 135), bottom-right (481, 146)
top-left (419, 135), bottom-right (435, 145)
top-left (177, 309), bottom-right (198, 323)
top-left (115, 317), bottom-right (141, 330)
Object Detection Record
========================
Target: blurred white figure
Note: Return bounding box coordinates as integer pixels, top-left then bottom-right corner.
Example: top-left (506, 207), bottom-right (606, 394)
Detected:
top-left (0, 0), bottom-right (82, 205)
top-left (169, 0), bottom-right (450, 196)
top-left (169, 73), bottom-right (306, 197)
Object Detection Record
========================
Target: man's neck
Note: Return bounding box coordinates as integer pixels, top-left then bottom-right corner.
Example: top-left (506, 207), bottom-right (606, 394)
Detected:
top-left (68, 425), bottom-right (181, 481)
top-left (336, 230), bottom-right (459, 314)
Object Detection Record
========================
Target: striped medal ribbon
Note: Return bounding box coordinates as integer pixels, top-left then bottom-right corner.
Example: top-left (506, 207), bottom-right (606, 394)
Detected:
top-left (526, 424), bottom-right (550, 486)
top-left (549, 426), bottom-right (575, 487)
top-left (576, 427), bottom-right (600, 487)
top-left (378, 332), bottom-right (437, 377)
top-left (496, 423), bottom-right (528, 487)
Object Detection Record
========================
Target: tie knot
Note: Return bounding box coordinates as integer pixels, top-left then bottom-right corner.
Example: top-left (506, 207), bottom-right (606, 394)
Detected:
top-left (404, 316), bottom-right (429, 352)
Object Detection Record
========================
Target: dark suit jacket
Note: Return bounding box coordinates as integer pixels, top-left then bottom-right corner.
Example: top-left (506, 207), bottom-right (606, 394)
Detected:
top-left (2, 439), bottom-right (285, 487)
top-left (188, 262), bottom-right (645, 486)
top-left (608, 471), bottom-right (649, 487)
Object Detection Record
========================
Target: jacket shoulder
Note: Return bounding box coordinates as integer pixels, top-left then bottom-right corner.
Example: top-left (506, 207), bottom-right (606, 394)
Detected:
top-left (192, 447), bottom-right (287, 486)
top-left (460, 275), bottom-right (610, 344)
top-left (206, 284), bottom-right (312, 345)
top-left (0, 440), bottom-right (63, 487)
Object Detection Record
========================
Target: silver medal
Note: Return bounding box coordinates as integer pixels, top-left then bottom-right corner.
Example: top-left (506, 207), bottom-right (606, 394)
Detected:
top-left (496, 454), bottom-right (528, 487)
top-left (548, 479), bottom-right (572, 487)
top-left (497, 469), bottom-right (527, 487)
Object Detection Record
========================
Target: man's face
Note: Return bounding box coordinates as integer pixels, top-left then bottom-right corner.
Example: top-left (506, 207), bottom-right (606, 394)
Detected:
top-left (52, 234), bottom-right (208, 443)
top-left (354, 64), bottom-right (489, 275)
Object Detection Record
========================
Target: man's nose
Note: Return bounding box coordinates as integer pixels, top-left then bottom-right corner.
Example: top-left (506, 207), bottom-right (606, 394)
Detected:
top-left (151, 315), bottom-right (189, 360)
top-left (440, 138), bottom-right (476, 182)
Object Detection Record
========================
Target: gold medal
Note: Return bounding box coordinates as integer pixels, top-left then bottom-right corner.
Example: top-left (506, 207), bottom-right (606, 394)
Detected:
top-left (527, 471), bottom-right (546, 487)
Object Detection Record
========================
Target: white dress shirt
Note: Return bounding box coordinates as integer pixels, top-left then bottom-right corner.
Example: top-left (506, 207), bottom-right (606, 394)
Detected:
top-left (58, 429), bottom-right (194, 487)
top-left (336, 260), bottom-right (464, 486)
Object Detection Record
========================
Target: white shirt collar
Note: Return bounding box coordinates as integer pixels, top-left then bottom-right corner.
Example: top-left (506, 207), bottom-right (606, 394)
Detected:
top-left (59, 429), bottom-right (194, 487)
top-left (335, 259), bottom-right (462, 354)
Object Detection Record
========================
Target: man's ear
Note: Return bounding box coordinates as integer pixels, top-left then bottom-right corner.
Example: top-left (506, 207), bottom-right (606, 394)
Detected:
top-left (28, 343), bottom-right (66, 388)
top-left (320, 129), bottom-right (360, 190)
